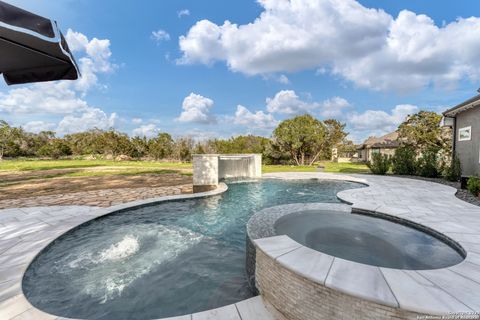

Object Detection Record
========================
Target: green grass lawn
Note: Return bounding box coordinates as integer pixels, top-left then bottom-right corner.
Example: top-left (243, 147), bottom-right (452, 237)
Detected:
top-left (0, 159), bottom-right (370, 176)
top-left (263, 162), bottom-right (370, 174)
top-left (0, 159), bottom-right (192, 171)
top-left (318, 161), bottom-right (370, 174)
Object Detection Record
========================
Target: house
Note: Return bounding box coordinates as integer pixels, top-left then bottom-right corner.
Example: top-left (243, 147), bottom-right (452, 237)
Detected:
top-left (331, 146), bottom-right (359, 163)
top-left (442, 93), bottom-right (480, 176)
top-left (357, 132), bottom-right (400, 162)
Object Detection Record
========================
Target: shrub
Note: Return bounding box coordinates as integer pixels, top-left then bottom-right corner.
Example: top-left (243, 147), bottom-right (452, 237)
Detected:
top-left (416, 148), bottom-right (439, 178)
top-left (367, 153), bottom-right (390, 175)
top-left (443, 154), bottom-right (462, 182)
top-left (391, 145), bottom-right (416, 175)
top-left (468, 176), bottom-right (480, 197)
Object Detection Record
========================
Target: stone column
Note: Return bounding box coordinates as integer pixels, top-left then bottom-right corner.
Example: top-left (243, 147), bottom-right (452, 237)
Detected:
top-left (252, 154), bottom-right (262, 178)
top-left (193, 154), bottom-right (219, 193)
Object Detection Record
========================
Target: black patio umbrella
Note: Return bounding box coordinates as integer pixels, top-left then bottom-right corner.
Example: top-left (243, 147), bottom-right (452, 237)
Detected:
top-left (0, 1), bottom-right (79, 85)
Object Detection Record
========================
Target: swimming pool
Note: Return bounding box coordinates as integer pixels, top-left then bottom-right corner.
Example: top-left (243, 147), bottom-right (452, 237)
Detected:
top-left (23, 179), bottom-right (362, 320)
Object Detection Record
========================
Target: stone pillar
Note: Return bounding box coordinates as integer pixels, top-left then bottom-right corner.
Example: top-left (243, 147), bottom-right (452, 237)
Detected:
top-left (252, 154), bottom-right (262, 178)
top-left (193, 154), bottom-right (219, 193)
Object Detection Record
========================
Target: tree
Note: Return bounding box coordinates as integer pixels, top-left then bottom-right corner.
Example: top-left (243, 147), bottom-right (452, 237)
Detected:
top-left (391, 144), bottom-right (417, 175)
top-left (131, 136), bottom-right (149, 158)
top-left (0, 120), bottom-right (20, 160)
top-left (367, 153), bottom-right (391, 175)
top-left (174, 136), bottom-right (194, 162)
top-left (65, 129), bottom-right (105, 155)
top-left (322, 119), bottom-right (348, 159)
top-left (272, 114), bottom-right (326, 166)
top-left (397, 111), bottom-right (450, 152)
top-left (100, 129), bottom-right (134, 158)
top-left (37, 139), bottom-right (72, 159)
top-left (148, 133), bottom-right (174, 160)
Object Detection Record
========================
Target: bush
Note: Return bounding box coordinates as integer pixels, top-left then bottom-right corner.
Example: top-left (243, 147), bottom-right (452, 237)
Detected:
top-left (468, 176), bottom-right (480, 197)
top-left (367, 153), bottom-right (390, 175)
top-left (391, 145), bottom-right (416, 175)
top-left (443, 154), bottom-right (462, 182)
top-left (416, 148), bottom-right (439, 178)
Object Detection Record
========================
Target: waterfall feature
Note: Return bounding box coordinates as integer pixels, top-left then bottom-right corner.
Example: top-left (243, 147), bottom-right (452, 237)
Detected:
top-left (218, 155), bottom-right (254, 179)
top-left (193, 154), bottom-right (262, 192)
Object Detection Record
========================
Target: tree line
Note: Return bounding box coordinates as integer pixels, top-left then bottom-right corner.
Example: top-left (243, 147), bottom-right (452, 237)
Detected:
top-left (0, 115), bottom-right (348, 164)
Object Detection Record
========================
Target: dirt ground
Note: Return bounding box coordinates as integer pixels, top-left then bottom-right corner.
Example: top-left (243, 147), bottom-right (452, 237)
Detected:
top-left (0, 169), bottom-right (193, 200)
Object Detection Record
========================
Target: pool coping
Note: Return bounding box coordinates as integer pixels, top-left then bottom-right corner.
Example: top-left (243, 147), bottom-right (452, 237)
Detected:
top-left (2, 173), bottom-right (480, 318)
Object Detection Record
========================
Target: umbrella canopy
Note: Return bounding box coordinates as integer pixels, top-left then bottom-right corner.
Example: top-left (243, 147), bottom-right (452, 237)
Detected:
top-left (0, 1), bottom-right (79, 85)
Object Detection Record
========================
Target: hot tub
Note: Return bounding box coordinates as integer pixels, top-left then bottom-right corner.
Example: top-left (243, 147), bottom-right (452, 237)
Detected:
top-left (274, 210), bottom-right (464, 270)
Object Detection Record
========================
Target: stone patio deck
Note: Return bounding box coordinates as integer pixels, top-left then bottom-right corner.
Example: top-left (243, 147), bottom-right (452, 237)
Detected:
top-left (1, 173), bottom-right (480, 319)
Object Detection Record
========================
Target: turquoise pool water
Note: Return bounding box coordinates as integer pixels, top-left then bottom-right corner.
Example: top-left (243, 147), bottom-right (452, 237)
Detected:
top-left (23, 179), bottom-right (362, 320)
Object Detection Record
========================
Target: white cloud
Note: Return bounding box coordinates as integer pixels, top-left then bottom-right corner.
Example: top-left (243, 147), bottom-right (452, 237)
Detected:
top-left (233, 105), bottom-right (278, 129)
top-left (132, 124), bottom-right (160, 138)
top-left (23, 121), bottom-right (56, 133)
top-left (277, 74), bottom-right (290, 84)
top-left (320, 97), bottom-right (351, 117)
top-left (66, 29), bottom-right (116, 81)
top-left (177, 93), bottom-right (216, 124)
top-left (265, 90), bottom-right (350, 117)
top-left (151, 29), bottom-right (171, 42)
top-left (132, 118), bottom-right (143, 124)
top-left (347, 104), bottom-right (418, 135)
top-left (179, 0), bottom-right (480, 92)
top-left (178, 9), bottom-right (190, 18)
top-left (266, 90), bottom-right (312, 114)
top-left (57, 108), bottom-right (117, 135)
top-left (0, 82), bottom-right (88, 114)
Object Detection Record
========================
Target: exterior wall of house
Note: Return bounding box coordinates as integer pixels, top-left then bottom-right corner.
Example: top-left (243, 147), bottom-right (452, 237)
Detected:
top-left (455, 107), bottom-right (480, 176)
top-left (359, 147), bottom-right (396, 162)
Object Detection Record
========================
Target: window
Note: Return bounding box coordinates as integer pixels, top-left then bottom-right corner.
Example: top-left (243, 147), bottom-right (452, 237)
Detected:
top-left (459, 126), bottom-right (472, 141)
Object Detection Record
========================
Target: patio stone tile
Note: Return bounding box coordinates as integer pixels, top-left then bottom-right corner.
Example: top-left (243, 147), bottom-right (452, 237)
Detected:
top-left (351, 201), bottom-right (381, 213)
top-left (276, 246), bottom-right (333, 284)
top-left (0, 252), bottom-right (36, 268)
top-left (254, 235), bottom-right (302, 259)
top-left (0, 238), bottom-right (21, 255)
top-left (236, 296), bottom-right (277, 320)
top-left (445, 233), bottom-right (480, 243)
top-left (449, 261), bottom-right (480, 284)
top-left (381, 268), bottom-right (471, 314)
top-left (419, 269), bottom-right (480, 310)
top-left (2, 239), bottom-right (50, 256)
top-left (325, 258), bottom-right (398, 307)
top-left (0, 264), bottom-right (26, 285)
top-left (157, 315), bottom-right (191, 320)
top-left (0, 279), bottom-right (21, 303)
top-left (191, 304), bottom-right (240, 320)
top-left (0, 295), bottom-right (32, 320)
top-left (10, 307), bottom-right (57, 320)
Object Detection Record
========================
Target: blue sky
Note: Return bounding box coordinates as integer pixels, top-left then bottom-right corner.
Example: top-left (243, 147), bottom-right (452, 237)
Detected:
top-left (1, 0), bottom-right (480, 142)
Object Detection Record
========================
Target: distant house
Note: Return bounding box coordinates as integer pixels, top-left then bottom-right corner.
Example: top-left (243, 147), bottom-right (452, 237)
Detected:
top-left (331, 146), bottom-right (359, 163)
top-left (357, 132), bottom-right (400, 162)
top-left (442, 94), bottom-right (480, 176)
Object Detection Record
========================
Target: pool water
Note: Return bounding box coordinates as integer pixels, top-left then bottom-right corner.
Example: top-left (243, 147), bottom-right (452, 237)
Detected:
top-left (275, 210), bottom-right (464, 270)
top-left (23, 179), bottom-right (362, 320)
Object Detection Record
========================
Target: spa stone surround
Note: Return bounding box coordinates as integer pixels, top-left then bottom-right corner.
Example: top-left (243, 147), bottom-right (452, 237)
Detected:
top-left (2, 172), bottom-right (480, 319)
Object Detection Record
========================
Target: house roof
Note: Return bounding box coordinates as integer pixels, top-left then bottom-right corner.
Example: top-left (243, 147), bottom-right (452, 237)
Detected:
top-left (443, 94), bottom-right (480, 117)
top-left (358, 132), bottom-right (399, 150)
